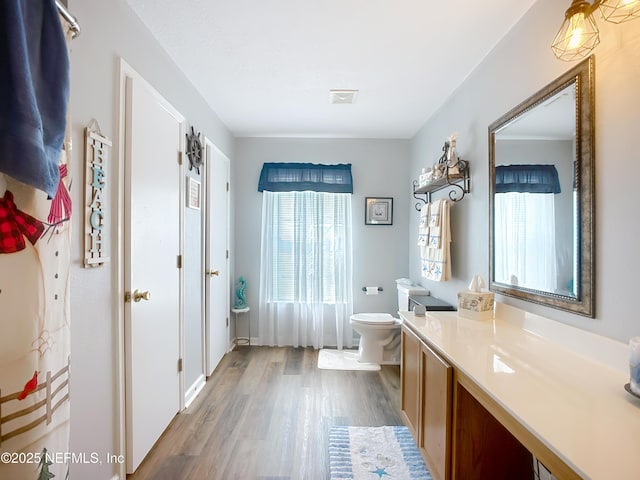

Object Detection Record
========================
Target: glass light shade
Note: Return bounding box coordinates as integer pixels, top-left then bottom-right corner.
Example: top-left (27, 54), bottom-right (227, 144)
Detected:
top-left (552, 6), bottom-right (600, 61)
top-left (599, 0), bottom-right (640, 23)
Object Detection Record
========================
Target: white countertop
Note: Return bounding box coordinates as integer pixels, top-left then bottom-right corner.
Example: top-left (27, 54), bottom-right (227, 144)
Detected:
top-left (399, 305), bottom-right (640, 480)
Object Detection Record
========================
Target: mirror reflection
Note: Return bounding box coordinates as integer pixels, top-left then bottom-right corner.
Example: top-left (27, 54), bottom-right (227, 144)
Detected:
top-left (493, 84), bottom-right (577, 296)
top-left (489, 56), bottom-right (594, 317)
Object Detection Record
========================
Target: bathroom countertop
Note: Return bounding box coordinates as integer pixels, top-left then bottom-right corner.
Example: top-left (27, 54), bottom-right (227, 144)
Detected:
top-left (399, 306), bottom-right (640, 480)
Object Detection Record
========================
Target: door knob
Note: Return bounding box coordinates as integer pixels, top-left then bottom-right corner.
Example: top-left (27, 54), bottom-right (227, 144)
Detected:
top-left (133, 289), bottom-right (151, 302)
top-left (206, 270), bottom-right (220, 277)
top-left (125, 289), bottom-right (151, 303)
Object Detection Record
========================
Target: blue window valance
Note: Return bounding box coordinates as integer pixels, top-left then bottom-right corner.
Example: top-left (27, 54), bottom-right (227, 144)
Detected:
top-left (258, 162), bottom-right (353, 193)
top-left (495, 164), bottom-right (561, 194)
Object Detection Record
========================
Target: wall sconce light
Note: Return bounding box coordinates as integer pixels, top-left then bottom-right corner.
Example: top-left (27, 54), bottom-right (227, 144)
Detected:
top-left (552, 0), bottom-right (640, 61)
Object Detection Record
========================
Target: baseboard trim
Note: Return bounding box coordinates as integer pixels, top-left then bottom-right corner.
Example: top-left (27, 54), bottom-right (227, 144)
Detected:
top-left (184, 374), bottom-right (206, 409)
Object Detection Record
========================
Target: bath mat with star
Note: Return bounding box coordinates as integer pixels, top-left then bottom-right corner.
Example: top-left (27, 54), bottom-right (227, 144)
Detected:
top-left (328, 425), bottom-right (432, 479)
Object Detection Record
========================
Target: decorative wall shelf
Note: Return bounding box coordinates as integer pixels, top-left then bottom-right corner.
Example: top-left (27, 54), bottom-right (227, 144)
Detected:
top-left (413, 160), bottom-right (470, 211)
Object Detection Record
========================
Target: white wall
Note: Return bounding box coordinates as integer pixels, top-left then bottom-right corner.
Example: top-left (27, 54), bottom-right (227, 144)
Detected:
top-left (409, 0), bottom-right (640, 342)
top-left (68, 1), bottom-right (233, 478)
top-left (233, 138), bottom-right (410, 340)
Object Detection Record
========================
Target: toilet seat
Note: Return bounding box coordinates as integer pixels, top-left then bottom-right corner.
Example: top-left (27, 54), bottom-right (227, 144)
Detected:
top-left (350, 313), bottom-right (397, 325)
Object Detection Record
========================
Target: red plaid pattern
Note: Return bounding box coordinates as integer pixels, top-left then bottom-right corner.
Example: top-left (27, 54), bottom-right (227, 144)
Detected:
top-left (0, 190), bottom-right (45, 254)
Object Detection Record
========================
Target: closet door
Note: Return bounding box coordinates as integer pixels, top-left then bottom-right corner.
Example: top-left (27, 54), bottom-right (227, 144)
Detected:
top-left (124, 75), bottom-right (183, 474)
top-left (204, 140), bottom-right (230, 374)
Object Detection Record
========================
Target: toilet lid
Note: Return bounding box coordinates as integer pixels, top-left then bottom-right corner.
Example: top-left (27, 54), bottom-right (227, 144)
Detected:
top-left (351, 313), bottom-right (397, 325)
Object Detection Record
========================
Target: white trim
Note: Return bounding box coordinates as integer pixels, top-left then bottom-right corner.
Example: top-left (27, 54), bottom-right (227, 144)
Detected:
top-left (200, 143), bottom-right (209, 376)
top-left (109, 474), bottom-right (121, 480)
top-left (115, 56), bottom-right (127, 480)
top-left (178, 114), bottom-right (186, 415)
top-left (184, 374), bottom-right (207, 409)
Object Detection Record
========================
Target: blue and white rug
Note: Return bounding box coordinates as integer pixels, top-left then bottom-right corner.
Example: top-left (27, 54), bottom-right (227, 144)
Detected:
top-left (329, 426), bottom-right (432, 479)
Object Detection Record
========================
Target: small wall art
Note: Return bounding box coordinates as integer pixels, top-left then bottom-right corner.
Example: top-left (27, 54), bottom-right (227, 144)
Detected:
top-left (365, 197), bottom-right (393, 225)
top-left (187, 176), bottom-right (201, 210)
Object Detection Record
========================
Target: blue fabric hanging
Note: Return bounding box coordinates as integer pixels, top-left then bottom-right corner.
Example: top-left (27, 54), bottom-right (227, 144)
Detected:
top-left (0, 0), bottom-right (69, 197)
top-left (258, 162), bottom-right (353, 193)
top-left (495, 164), bottom-right (561, 194)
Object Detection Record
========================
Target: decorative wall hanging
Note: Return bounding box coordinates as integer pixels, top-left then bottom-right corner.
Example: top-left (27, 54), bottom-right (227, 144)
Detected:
top-left (84, 121), bottom-right (111, 267)
top-left (187, 177), bottom-right (201, 210)
top-left (186, 126), bottom-right (203, 175)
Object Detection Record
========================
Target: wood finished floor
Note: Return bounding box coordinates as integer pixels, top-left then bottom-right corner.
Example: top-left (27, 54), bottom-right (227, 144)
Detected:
top-left (128, 346), bottom-right (403, 480)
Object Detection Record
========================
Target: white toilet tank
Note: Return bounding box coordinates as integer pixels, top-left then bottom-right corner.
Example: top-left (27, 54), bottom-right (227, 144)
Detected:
top-left (396, 279), bottom-right (430, 311)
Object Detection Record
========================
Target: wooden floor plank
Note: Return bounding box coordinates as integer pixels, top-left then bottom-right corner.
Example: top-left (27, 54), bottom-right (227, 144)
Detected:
top-left (128, 346), bottom-right (402, 479)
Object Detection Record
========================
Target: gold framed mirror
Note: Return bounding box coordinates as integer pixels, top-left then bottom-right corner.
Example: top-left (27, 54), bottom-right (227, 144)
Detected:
top-left (489, 56), bottom-right (595, 317)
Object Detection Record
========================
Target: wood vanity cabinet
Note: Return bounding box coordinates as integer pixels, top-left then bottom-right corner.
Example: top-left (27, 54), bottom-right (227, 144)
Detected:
top-left (452, 380), bottom-right (532, 480)
top-left (401, 325), bottom-right (533, 480)
top-left (401, 326), bottom-right (452, 480)
top-left (400, 326), bottom-right (421, 440)
top-left (420, 341), bottom-right (452, 480)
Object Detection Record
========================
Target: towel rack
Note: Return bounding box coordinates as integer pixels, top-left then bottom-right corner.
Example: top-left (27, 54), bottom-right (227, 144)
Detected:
top-left (362, 287), bottom-right (383, 292)
top-left (413, 160), bottom-right (470, 211)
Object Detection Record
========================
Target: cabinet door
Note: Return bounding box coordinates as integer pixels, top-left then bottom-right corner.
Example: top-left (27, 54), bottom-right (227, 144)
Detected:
top-left (420, 343), bottom-right (453, 480)
top-left (400, 327), bottom-right (421, 441)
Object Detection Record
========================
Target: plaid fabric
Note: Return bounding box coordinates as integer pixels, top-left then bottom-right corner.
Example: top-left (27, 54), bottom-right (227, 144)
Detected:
top-left (0, 190), bottom-right (45, 253)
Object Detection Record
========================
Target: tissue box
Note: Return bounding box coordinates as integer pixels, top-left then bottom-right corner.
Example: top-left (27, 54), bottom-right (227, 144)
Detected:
top-left (457, 291), bottom-right (495, 320)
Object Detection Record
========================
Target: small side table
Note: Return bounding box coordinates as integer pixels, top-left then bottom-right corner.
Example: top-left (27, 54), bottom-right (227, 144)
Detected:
top-left (232, 306), bottom-right (250, 346)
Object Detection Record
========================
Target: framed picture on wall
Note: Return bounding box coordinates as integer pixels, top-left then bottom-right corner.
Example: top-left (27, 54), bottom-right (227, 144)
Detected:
top-left (187, 177), bottom-right (201, 210)
top-left (365, 197), bottom-right (393, 225)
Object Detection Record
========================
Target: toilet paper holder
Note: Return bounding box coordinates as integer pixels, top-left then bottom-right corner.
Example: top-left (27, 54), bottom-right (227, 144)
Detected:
top-left (362, 286), bottom-right (383, 292)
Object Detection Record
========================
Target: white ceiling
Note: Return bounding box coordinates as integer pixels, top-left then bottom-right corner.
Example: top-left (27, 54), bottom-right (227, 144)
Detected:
top-left (124, 0), bottom-right (538, 139)
top-left (496, 84), bottom-right (577, 140)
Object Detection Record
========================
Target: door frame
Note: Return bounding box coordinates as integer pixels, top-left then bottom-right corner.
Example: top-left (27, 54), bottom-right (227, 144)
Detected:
top-left (116, 58), bottom-right (186, 478)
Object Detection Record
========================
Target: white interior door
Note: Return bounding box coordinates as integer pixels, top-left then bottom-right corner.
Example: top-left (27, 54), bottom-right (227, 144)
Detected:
top-left (124, 75), bottom-right (183, 473)
top-left (205, 140), bottom-right (230, 374)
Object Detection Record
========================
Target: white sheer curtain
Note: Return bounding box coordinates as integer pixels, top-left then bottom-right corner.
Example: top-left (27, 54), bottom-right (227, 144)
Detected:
top-left (494, 192), bottom-right (557, 292)
top-left (259, 191), bottom-right (353, 349)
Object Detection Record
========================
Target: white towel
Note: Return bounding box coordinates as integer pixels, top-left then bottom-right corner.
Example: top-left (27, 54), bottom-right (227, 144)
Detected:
top-left (428, 199), bottom-right (442, 227)
top-left (417, 203), bottom-right (429, 247)
top-left (420, 199), bottom-right (451, 282)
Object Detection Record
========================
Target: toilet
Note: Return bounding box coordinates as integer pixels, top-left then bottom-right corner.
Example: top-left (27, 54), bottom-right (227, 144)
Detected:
top-left (350, 280), bottom-right (429, 365)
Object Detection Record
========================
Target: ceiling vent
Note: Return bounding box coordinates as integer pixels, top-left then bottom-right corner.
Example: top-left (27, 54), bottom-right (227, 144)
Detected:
top-left (330, 89), bottom-right (359, 104)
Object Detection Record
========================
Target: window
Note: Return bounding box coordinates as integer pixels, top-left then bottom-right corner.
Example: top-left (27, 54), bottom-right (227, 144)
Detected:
top-left (257, 162), bottom-right (354, 348)
top-left (261, 191), bottom-right (351, 304)
top-left (494, 192), bottom-right (557, 292)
